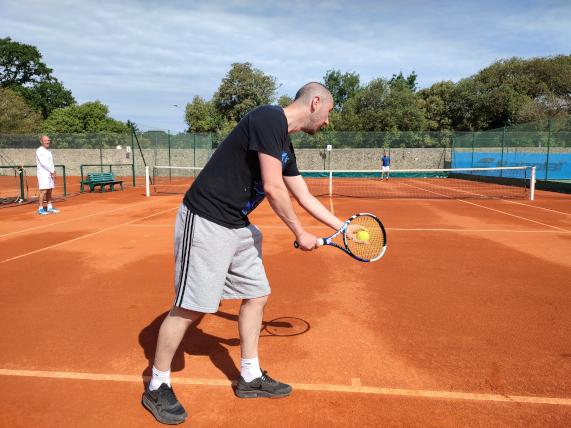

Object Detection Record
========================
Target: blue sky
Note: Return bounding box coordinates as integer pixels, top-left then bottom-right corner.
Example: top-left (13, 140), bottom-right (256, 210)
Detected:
top-left (1, 0), bottom-right (569, 132)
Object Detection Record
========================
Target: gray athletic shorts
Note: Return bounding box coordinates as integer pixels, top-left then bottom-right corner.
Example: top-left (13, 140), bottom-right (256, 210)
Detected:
top-left (173, 203), bottom-right (270, 313)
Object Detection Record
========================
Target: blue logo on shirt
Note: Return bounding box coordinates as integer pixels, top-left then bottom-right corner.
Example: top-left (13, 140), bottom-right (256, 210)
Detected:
top-left (241, 180), bottom-right (265, 216)
top-left (241, 151), bottom-right (291, 217)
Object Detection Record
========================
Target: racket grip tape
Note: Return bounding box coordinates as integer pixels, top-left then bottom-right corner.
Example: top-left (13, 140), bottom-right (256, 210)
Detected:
top-left (293, 239), bottom-right (324, 249)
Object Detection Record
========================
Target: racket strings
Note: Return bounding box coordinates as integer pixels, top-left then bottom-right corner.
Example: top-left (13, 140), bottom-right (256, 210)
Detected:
top-left (345, 216), bottom-right (386, 261)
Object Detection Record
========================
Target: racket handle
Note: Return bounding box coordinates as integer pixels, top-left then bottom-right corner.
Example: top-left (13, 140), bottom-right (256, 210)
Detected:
top-left (293, 238), bottom-right (324, 249)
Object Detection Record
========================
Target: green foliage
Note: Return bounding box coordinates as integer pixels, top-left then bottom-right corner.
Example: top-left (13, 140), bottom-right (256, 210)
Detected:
top-left (42, 101), bottom-right (129, 134)
top-left (213, 62), bottom-right (277, 123)
top-left (0, 37), bottom-right (75, 119)
top-left (14, 79), bottom-right (75, 119)
top-left (180, 55), bottom-right (570, 142)
top-left (336, 78), bottom-right (425, 132)
top-left (185, 96), bottom-right (223, 133)
top-left (0, 37), bottom-right (52, 87)
top-left (450, 55), bottom-right (571, 130)
top-left (418, 81), bottom-right (455, 131)
top-left (277, 95), bottom-right (293, 107)
top-left (0, 87), bottom-right (43, 133)
top-left (323, 70), bottom-right (360, 112)
top-left (389, 71), bottom-right (418, 92)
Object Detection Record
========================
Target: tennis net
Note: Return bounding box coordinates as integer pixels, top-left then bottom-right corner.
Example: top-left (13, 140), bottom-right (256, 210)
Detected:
top-left (147, 165), bottom-right (202, 195)
top-left (0, 165), bottom-right (68, 207)
top-left (147, 165), bottom-right (535, 200)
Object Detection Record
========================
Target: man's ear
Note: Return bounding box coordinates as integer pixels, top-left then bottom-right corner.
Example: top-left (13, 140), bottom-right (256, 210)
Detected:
top-left (311, 96), bottom-right (321, 112)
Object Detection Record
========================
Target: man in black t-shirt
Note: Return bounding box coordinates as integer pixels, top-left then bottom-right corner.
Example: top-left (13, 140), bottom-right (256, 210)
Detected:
top-left (143, 83), bottom-right (345, 425)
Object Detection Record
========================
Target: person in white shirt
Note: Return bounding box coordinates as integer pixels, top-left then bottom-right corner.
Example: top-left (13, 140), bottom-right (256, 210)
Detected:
top-left (36, 135), bottom-right (59, 215)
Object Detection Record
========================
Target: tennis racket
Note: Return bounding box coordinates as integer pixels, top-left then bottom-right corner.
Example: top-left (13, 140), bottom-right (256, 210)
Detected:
top-left (294, 213), bottom-right (387, 262)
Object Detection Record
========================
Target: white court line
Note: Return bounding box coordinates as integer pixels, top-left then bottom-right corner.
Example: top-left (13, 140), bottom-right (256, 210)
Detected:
top-left (455, 199), bottom-right (569, 232)
top-left (403, 178), bottom-right (571, 217)
top-left (0, 207), bottom-right (178, 264)
top-left (0, 187), bottom-right (156, 239)
top-left (0, 205), bottom-right (136, 239)
top-left (125, 224), bottom-right (568, 234)
top-left (502, 199), bottom-right (571, 216)
top-left (397, 180), bottom-right (569, 232)
top-left (0, 368), bottom-right (570, 406)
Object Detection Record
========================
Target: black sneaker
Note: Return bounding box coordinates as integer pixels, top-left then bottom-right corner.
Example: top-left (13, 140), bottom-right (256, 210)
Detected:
top-left (142, 383), bottom-right (188, 425)
top-left (235, 370), bottom-right (292, 398)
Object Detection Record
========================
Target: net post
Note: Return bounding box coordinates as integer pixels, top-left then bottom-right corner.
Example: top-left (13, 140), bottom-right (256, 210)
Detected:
top-left (80, 164), bottom-right (85, 193)
top-left (530, 166), bottom-right (536, 201)
top-left (61, 165), bottom-right (67, 197)
top-left (145, 166), bottom-right (150, 197)
top-left (18, 166), bottom-right (25, 202)
top-left (328, 170), bottom-right (333, 196)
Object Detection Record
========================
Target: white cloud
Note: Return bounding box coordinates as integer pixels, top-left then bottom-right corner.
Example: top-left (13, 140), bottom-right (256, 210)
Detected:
top-left (1, 0), bottom-right (569, 131)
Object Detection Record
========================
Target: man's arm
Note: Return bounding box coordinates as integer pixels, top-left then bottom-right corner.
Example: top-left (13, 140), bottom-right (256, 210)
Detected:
top-left (283, 174), bottom-right (344, 231)
top-left (259, 153), bottom-right (317, 250)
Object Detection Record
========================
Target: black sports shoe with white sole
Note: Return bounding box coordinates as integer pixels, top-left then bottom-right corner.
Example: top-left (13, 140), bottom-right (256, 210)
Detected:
top-left (142, 383), bottom-right (188, 425)
top-left (235, 370), bottom-right (292, 398)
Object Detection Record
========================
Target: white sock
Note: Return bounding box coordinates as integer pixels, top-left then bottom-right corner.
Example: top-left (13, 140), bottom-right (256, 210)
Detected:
top-left (240, 357), bottom-right (262, 382)
top-left (47, 203), bottom-right (53, 209)
top-left (149, 366), bottom-right (171, 391)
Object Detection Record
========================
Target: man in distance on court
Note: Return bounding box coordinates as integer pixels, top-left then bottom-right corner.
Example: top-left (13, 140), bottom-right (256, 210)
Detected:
top-left (36, 135), bottom-right (60, 215)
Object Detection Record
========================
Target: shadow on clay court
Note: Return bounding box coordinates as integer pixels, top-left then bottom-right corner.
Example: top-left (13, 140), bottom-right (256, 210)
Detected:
top-left (138, 309), bottom-right (312, 388)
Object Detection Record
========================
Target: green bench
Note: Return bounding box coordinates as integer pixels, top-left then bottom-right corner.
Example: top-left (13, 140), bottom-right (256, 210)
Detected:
top-left (81, 172), bottom-right (124, 193)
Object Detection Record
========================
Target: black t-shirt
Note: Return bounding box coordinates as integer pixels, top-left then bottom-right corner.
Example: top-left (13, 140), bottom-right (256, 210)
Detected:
top-left (183, 105), bottom-right (300, 228)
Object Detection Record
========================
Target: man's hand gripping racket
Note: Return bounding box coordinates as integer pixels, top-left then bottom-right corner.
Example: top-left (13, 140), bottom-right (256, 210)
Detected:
top-left (294, 213), bottom-right (387, 262)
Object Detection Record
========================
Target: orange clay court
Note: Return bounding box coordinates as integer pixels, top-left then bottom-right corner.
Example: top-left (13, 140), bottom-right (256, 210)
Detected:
top-left (0, 182), bottom-right (570, 427)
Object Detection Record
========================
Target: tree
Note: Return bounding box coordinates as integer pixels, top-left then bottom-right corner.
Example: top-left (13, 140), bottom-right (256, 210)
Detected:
top-left (336, 77), bottom-right (425, 132)
top-left (418, 81), bottom-right (455, 131)
top-left (185, 96), bottom-right (223, 133)
top-left (42, 101), bottom-right (129, 134)
top-left (15, 79), bottom-right (75, 119)
top-left (277, 95), bottom-right (293, 107)
top-left (126, 120), bottom-right (140, 133)
top-left (323, 70), bottom-right (360, 112)
top-left (337, 79), bottom-right (390, 131)
top-left (460, 55), bottom-right (571, 129)
top-left (0, 37), bottom-right (52, 87)
top-left (213, 62), bottom-right (277, 123)
top-left (389, 71), bottom-right (418, 92)
top-left (0, 87), bottom-right (43, 133)
top-left (382, 78), bottom-right (425, 131)
top-left (0, 37), bottom-right (75, 118)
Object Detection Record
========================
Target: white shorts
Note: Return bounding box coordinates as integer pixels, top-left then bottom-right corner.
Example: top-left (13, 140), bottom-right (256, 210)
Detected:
top-left (37, 174), bottom-right (54, 190)
top-left (381, 166), bottom-right (390, 172)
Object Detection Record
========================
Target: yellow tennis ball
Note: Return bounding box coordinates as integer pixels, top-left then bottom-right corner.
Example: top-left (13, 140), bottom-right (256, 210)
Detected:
top-left (356, 230), bottom-right (369, 241)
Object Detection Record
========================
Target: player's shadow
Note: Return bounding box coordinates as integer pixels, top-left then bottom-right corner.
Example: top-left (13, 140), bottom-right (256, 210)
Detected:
top-left (214, 310), bottom-right (311, 337)
top-left (139, 311), bottom-right (241, 388)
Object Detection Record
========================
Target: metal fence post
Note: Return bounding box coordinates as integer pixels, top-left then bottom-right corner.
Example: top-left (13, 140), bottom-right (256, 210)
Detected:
top-left (545, 118), bottom-right (552, 181)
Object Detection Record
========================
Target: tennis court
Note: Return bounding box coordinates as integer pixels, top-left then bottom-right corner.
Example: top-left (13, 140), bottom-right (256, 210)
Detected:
top-left (0, 182), bottom-right (570, 427)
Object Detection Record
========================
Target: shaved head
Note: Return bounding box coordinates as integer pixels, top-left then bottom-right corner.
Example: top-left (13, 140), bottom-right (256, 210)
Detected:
top-left (294, 82), bottom-right (332, 104)
top-left (285, 82), bottom-right (333, 135)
